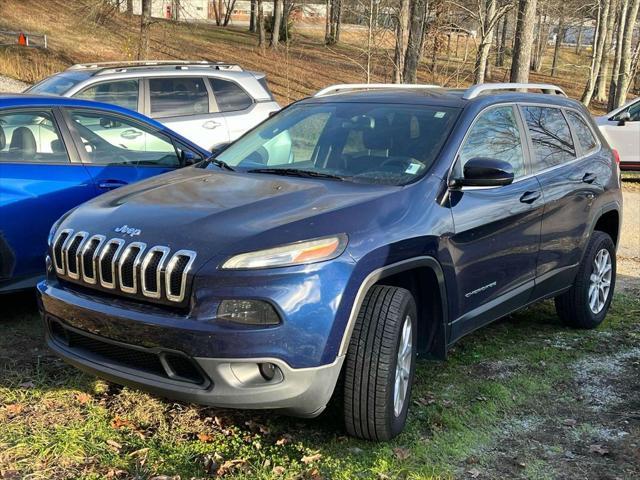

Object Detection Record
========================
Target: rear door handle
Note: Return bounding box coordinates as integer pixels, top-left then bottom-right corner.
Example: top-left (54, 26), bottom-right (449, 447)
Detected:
top-left (520, 190), bottom-right (541, 204)
top-left (98, 180), bottom-right (128, 190)
top-left (202, 120), bottom-right (221, 130)
top-left (582, 172), bottom-right (597, 184)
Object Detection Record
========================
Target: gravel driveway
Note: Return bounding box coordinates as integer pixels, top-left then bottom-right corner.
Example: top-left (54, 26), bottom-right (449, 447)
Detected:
top-left (618, 184), bottom-right (640, 294)
top-left (0, 74), bottom-right (28, 92)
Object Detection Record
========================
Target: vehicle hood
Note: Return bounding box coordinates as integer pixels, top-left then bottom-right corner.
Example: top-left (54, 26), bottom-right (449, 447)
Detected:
top-left (59, 166), bottom-right (400, 265)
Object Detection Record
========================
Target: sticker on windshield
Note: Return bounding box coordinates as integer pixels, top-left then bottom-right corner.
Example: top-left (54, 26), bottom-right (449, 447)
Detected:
top-left (434, 111), bottom-right (446, 118)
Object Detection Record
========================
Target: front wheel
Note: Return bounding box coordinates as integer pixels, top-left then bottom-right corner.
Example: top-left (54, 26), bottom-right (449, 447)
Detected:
top-left (343, 285), bottom-right (417, 441)
top-left (555, 231), bottom-right (616, 329)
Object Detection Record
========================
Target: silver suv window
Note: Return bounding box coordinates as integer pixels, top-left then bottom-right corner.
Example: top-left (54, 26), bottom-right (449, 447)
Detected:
top-left (75, 80), bottom-right (139, 112)
top-left (149, 77), bottom-right (209, 118)
top-left (209, 78), bottom-right (253, 112)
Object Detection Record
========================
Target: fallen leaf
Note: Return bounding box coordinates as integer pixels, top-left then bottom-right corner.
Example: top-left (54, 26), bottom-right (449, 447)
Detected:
top-left (276, 434), bottom-right (293, 446)
top-left (75, 392), bottom-right (92, 404)
top-left (111, 416), bottom-right (135, 430)
top-left (150, 476), bottom-right (180, 480)
top-left (475, 396), bottom-right (488, 402)
top-left (393, 447), bottom-right (411, 460)
top-left (216, 458), bottom-right (247, 476)
top-left (465, 456), bottom-right (478, 465)
top-left (0, 470), bottom-right (21, 480)
top-left (272, 466), bottom-right (286, 476)
top-left (5, 404), bottom-right (23, 416)
top-left (128, 447), bottom-right (149, 458)
top-left (467, 468), bottom-right (481, 478)
top-left (301, 452), bottom-right (322, 464)
top-left (307, 467), bottom-right (323, 480)
top-left (197, 432), bottom-right (214, 443)
top-left (589, 444), bottom-right (609, 456)
top-left (106, 439), bottom-right (122, 451)
top-left (442, 399), bottom-right (454, 407)
top-left (562, 419), bottom-right (577, 427)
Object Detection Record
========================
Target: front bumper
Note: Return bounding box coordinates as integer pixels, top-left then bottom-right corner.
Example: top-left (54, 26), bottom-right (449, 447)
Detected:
top-left (38, 282), bottom-right (344, 417)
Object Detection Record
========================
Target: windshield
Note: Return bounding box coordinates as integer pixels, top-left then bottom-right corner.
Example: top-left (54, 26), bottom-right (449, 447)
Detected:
top-left (27, 71), bottom-right (91, 95)
top-left (210, 102), bottom-right (459, 185)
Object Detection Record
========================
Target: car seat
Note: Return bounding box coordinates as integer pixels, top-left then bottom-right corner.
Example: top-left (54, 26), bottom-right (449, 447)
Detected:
top-left (9, 127), bottom-right (37, 161)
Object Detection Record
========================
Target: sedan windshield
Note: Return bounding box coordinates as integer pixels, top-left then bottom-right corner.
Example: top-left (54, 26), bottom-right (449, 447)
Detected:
top-left (210, 102), bottom-right (459, 185)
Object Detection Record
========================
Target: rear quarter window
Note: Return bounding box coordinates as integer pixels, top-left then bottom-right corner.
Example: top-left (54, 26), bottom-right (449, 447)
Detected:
top-left (565, 110), bottom-right (598, 154)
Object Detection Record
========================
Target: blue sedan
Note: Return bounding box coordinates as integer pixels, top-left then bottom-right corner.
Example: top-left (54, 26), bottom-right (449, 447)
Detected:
top-left (0, 94), bottom-right (210, 293)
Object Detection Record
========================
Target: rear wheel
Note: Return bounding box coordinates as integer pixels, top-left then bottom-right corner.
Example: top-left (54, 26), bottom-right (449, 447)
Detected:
top-left (343, 285), bottom-right (417, 441)
top-left (555, 231), bottom-right (616, 329)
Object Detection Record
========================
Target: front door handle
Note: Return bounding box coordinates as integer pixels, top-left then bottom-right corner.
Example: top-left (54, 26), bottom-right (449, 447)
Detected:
top-left (582, 172), bottom-right (597, 184)
top-left (98, 180), bottom-right (128, 190)
top-left (520, 190), bottom-right (541, 204)
top-left (202, 120), bottom-right (221, 130)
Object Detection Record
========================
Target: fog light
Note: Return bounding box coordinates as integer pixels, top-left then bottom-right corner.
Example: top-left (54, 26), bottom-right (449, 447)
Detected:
top-left (217, 299), bottom-right (280, 326)
top-left (259, 362), bottom-right (278, 381)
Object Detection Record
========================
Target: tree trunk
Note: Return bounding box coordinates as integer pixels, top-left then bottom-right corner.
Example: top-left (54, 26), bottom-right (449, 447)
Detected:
top-left (138, 0), bottom-right (152, 60)
top-left (581, 0), bottom-right (611, 106)
top-left (496, 10), bottom-right (508, 67)
top-left (510, 0), bottom-right (537, 83)
top-left (335, 0), bottom-right (342, 42)
top-left (173, 0), bottom-right (180, 21)
top-left (595, 0), bottom-right (618, 101)
top-left (551, 14), bottom-right (565, 77)
top-left (258, 0), bottom-right (266, 50)
top-left (271, 0), bottom-right (282, 48)
top-left (575, 21), bottom-right (583, 54)
top-left (614, 0), bottom-right (640, 107)
top-left (250, 0), bottom-right (257, 32)
top-left (608, 0), bottom-right (628, 110)
top-left (394, 0), bottom-right (410, 83)
top-left (474, 0), bottom-right (497, 84)
top-left (126, 0), bottom-right (133, 14)
top-left (403, 0), bottom-right (427, 83)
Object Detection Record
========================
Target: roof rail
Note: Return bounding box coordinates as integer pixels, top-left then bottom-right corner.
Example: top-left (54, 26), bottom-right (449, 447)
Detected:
top-left (314, 83), bottom-right (440, 97)
top-left (463, 83), bottom-right (567, 100)
top-left (67, 60), bottom-right (243, 74)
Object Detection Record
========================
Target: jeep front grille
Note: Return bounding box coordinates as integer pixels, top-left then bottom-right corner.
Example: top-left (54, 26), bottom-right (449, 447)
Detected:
top-left (52, 229), bottom-right (196, 303)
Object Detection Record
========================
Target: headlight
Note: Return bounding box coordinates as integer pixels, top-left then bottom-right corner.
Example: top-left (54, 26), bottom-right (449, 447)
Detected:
top-left (221, 234), bottom-right (348, 270)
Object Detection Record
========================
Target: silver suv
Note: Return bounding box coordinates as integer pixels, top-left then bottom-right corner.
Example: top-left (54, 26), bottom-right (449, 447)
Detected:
top-left (27, 61), bottom-right (280, 151)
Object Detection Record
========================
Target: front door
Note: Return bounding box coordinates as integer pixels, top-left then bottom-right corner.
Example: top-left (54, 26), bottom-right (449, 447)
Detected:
top-left (63, 108), bottom-right (182, 193)
top-left (448, 105), bottom-right (543, 340)
top-left (0, 108), bottom-right (94, 286)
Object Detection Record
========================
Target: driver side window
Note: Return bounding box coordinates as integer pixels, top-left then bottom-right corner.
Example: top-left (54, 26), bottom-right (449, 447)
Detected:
top-left (67, 109), bottom-right (180, 167)
top-left (612, 100), bottom-right (640, 122)
top-left (457, 106), bottom-right (526, 179)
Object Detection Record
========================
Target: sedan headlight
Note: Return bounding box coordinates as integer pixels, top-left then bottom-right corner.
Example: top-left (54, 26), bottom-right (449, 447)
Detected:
top-left (222, 234), bottom-right (348, 270)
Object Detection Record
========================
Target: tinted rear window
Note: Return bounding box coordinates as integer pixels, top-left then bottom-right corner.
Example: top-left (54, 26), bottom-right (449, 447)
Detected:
top-left (149, 77), bottom-right (209, 118)
top-left (523, 106), bottom-right (576, 170)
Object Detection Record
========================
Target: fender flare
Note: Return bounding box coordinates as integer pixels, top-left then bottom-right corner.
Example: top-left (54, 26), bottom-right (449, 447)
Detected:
top-left (337, 256), bottom-right (449, 359)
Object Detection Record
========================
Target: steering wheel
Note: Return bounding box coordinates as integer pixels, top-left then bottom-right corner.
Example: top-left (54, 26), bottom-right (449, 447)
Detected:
top-left (379, 157), bottom-right (411, 170)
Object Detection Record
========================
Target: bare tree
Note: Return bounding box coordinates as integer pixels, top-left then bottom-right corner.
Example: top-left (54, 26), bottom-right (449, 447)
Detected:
top-left (496, 7), bottom-right (510, 67)
top-left (510, 0), bottom-right (537, 82)
top-left (394, 0), bottom-right (411, 82)
top-left (551, 7), bottom-right (565, 76)
top-left (138, 0), bottom-right (152, 60)
top-left (403, 0), bottom-right (427, 83)
top-left (326, 0), bottom-right (343, 45)
top-left (608, 0), bottom-right (628, 109)
top-left (258, 0), bottom-right (266, 50)
top-left (581, 0), bottom-right (611, 106)
top-left (126, 0), bottom-right (133, 14)
top-left (271, 0), bottom-right (282, 48)
top-left (595, 0), bottom-right (618, 101)
top-left (614, 0), bottom-right (640, 107)
top-left (250, 0), bottom-right (257, 32)
top-left (531, 2), bottom-right (550, 73)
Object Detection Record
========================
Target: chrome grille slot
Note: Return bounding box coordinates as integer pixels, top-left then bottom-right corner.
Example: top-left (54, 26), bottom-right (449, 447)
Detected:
top-left (80, 235), bottom-right (105, 284)
top-left (98, 239), bottom-right (125, 289)
top-left (141, 246), bottom-right (170, 299)
top-left (165, 250), bottom-right (197, 303)
top-left (118, 242), bottom-right (146, 294)
top-left (64, 232), bottom-right (88, 280)
top-left (53, 229), bottom-right (73, 275)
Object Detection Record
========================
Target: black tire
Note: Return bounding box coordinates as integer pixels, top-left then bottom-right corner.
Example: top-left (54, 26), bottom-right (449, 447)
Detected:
top-left (555, 231), bottom-right (616, 329)
top-left (343, 285), bottom-right (417, 441)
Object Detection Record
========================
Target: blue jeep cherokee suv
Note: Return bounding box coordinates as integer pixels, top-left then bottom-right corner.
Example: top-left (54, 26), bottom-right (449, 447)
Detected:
top-left (38, 83), bottom-right (622, 440)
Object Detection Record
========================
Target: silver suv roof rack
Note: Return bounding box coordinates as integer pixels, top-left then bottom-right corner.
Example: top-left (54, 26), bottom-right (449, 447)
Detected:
top-left (463, 83), bottom-right (566, 100)
top-left (314, 83), bottom-right (440, 97)
top-left (67, 60), bottom-right (243, 75)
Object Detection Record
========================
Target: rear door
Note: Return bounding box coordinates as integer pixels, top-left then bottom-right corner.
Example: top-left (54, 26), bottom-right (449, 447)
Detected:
top-left (448, 104), bottom-right (544, 339)
top-left (208, 77), bottom-right (262, 141)
top-left (62, 107), bottom-right (183, 192)
top-left (0, 108), bottom-right (94, 284)
top-left (146, 76), bottom-right (229, 150)
top-left (522, 105), bottom-right (604, 296)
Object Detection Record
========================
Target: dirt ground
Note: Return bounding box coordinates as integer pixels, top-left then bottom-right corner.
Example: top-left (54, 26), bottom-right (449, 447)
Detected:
top-left (618, 180), bottom-right (640, 296)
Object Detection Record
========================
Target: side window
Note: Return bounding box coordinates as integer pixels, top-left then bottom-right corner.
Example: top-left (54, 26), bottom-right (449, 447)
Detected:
top-left (68, 109), bottom-right (180, 167)
top-left (149, 78), bottom-right (209, 118)
top-left (523, 106), bottom-right (576, 170)
top-left (565, 110), bottom-right (598, 154)
top-left (209, 78), bottom-right (253, 112)
top-left (0, 110), bottom-right (69, 163)
top-left (612, 100), bottom-right (640, 122)
top-left (75, 80), bottom-right (139, 111)
top-left (458, 106), bottom-right (526, 178)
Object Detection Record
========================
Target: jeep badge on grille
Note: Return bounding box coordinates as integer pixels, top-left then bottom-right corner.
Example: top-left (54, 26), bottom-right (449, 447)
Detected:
top-left (114, 225), bottom-right (141, 237)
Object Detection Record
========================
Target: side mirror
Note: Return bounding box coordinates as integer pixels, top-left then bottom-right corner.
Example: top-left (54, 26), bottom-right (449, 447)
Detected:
top-left (179, 149), bottom-right (198, 166)
top-left (617, 110), bottom-right (631, 126)
top-left (452, 157), bottom-right (515, 188)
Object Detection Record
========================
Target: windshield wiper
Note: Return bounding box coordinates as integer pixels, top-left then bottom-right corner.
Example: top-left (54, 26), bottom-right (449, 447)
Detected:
top-left (247, 168), bottom-right (344, 181)
top-left (204, 156), bottom-right (235, 171)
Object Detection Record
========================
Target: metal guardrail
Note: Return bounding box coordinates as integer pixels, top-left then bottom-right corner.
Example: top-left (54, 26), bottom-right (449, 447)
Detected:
top-left (0, 29), bottom-right (47, 48)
